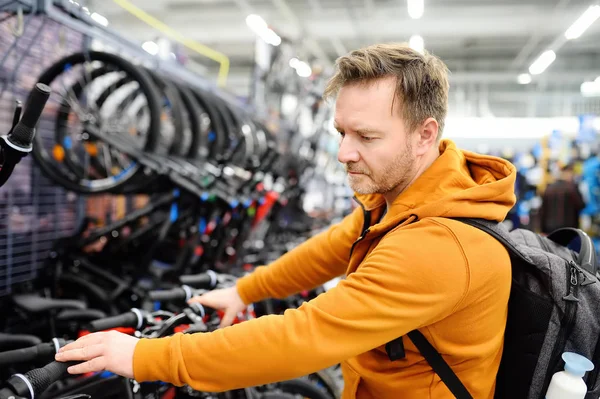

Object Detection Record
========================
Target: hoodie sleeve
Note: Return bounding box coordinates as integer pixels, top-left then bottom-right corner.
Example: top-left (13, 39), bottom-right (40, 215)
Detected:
top-left (235, 206), bottom-right (364, 305)
top-left (133, 220), bottom-right (470, 392)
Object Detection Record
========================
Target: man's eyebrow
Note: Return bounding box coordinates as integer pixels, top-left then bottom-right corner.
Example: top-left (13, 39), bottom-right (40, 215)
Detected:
top-left (355, 127), bottom-right (383, 135)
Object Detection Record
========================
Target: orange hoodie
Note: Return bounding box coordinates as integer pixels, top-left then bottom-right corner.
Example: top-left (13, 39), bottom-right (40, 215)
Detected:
top-left (133, 139), bottom-right (517, 399)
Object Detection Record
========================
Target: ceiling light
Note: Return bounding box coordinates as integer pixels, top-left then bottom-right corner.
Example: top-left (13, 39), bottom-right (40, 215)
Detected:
top-left (289, 58), bottom-right (312, 77)
top-left (528, 50), bottom-right (556, 75)
top-left (565, 5), bottom-right (600, 40)
top-left (581, 81), bottom-right (600, 97)
top-left (517, 73), bottom-right (532, 84)
top-left (409, 35), bottom-right (424, 53)
top-left (245, 14), bottom-right (281, 46)
top-left (90, 12), bottom-right (109, 27)
top-left (142, 41), bottom-right (159, 55)
top-left (246, 14), bottom-right (268, 33)
top-left (407, 0), bottom-right (424, 19)
top-left (295, 62), bottom-right (312, 77)
top-left (263, 28), bottom-right (282, 46)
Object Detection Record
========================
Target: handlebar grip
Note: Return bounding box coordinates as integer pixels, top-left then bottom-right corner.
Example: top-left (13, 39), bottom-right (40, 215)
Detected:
top-left (25, 361), bottom-right (76, 397)
top-left (1, 361), bottom-right (76, 399)
top-left (0, 339), bottom-right (66, 367)
top-left (87, 309), bottom-right (142, 332)
top-left (8, 83), bottom-right (51, 151)
top-left (179, 271), bottom-right (217, 289)
top-left (148, 286), bottom-right (193, 302)
top-left (0, 333), bottom-right (42, 351)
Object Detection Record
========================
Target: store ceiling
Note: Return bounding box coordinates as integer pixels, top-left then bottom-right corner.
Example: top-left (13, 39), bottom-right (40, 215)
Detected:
top-left (88, 0), bottom-right (600, 117)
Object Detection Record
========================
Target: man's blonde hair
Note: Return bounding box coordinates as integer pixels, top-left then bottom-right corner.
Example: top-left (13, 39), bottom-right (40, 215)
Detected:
top-left (324, 43), bottom-right (450, 138)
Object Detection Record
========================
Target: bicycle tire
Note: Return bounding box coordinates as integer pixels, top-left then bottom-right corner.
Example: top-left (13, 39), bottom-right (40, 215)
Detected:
top-left (54, 66), bottom-right (147, 185)
top-left (31, 51), bottom-right (162, 194)
top-left (191, 87), bottom-right (227, 163)
top-left (173, 82), bottom-right (205, 160)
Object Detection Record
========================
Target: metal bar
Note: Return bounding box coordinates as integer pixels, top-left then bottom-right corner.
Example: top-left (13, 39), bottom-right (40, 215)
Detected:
top-left (38, 0), bottom-right (217, 93)
top-left (30, 163), bottom-right (39, 279)
top-left (5, 184), bottom-right (14, 294)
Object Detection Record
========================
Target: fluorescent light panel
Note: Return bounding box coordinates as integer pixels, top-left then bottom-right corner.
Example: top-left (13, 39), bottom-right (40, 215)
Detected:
top-left (246, 14), bottom-right (281, 46)
top-left (407, 0), bottom-right (424, 19)
top-left (529, 50), bottom-right (556, 75)
top-left (565, 5), bottom-right (600, 40)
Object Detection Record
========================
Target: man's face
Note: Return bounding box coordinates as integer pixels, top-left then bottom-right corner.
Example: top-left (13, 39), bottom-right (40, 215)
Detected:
top-left (334, 77), bottom-right (418, 197)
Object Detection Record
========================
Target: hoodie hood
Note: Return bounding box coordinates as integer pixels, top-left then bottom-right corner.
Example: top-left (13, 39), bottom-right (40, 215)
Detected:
top-left (355, 139), bottom-right (517, 231)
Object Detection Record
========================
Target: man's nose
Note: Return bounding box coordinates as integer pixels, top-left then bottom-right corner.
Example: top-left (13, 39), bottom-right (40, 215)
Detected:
top-left (338, 136), bottom-right (360, 164)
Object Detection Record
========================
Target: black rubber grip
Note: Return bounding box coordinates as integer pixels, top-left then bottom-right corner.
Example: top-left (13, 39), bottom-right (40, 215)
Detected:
top-left (26, 361), bottom-right (76, 397)
top-left (148, 287), bottom-right (187, 302)
top-left (0, 333), bottom-right (41, 351)
top-left (56, 308), bottom-right (107, 322)
top-left (179, 273), bottom-right (215, 288)
top-left (8, 83), bottom-right (51, 150)
top-left (0, 339), bottom-right (66, 367)
top-left (87, 311), bottom-right (139, 332)
top-left (20, 83), bottom-right (51, 128)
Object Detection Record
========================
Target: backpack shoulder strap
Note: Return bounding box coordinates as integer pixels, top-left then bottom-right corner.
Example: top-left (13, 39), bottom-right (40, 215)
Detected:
top-left (450, 217), bottom-right (519, 255)
top-left (407, 330), bottom-right (473, 399)
top-left (386, 217), bottom-right (509, 399)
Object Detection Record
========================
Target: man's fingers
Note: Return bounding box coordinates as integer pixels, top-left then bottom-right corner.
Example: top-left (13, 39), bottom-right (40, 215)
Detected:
top-left (59, 333), bottom-right (105, 353)
top-left (67, 356), bottom-right (107, 375)
top-left (187, 295), bottom-right (205, 304)
top-left (188, 294), bottom-right (218, 308)
top-left (220, 310), bottom-right (236, 328)
top-left (56, 343), bottom-right (104, 362)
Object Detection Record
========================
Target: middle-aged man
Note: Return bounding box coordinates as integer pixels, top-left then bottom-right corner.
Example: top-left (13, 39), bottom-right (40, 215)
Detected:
top-left (56, 42), bottom-right (516, 399)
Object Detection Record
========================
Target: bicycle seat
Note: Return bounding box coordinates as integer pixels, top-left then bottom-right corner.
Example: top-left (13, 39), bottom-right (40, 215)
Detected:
top-left (12, 294), bottom-right (86, 313)
top-left (56, 308), bottom-right (107, 322)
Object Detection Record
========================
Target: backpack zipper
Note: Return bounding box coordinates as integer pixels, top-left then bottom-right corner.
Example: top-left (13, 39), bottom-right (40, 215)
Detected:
top-left (540, 260), bottom-right (580, 397)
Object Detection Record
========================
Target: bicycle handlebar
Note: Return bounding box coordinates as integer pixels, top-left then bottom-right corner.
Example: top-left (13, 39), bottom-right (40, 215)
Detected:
top-left (147, 285), bottom-right (198, 302)
top-left (0, 83), bottom-right (51, 188)
top-left (178, 271), bottom-right (218, 289)
top-left (86, 308), bottom-right (147, 332)
top-left (0, 338), bottom-right (68, 367)
top-left (0, 333), bottom-right (42, 352)
top-left (0, 361), bottom-right (77, 399)
top-left (8, 83), bottom-right (51, 151)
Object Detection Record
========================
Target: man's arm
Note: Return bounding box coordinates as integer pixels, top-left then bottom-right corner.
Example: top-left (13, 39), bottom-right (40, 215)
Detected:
top-left (235, 206), bottom-right (364, 304)
top-left (132, 220), bottom-right (471, 392)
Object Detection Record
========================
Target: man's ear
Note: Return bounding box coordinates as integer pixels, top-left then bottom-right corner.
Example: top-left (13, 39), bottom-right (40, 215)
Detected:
top-left (414, 117), bottom-right (439, 156)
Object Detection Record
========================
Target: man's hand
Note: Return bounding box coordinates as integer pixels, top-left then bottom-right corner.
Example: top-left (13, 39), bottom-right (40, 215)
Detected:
top-left (55, 331), bottom-right (139, 378)
top-left (188, 286), bottom-right (246, 328)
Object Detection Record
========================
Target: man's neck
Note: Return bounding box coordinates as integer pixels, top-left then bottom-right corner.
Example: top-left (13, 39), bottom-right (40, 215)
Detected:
top-left (383, 146), bottom-right (440, 210)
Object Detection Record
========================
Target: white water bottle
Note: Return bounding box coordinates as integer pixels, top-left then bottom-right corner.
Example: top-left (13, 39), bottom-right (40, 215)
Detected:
top-left (545, 352), bottom-right (594, 399)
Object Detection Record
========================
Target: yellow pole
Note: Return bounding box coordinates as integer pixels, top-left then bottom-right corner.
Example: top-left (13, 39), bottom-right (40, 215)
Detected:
top-left (112, 0), bottom-right (230, 87)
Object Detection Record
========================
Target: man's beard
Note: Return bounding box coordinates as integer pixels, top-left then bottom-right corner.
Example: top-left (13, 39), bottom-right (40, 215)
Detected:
top-left (345, 142), bottom-right (415, 195)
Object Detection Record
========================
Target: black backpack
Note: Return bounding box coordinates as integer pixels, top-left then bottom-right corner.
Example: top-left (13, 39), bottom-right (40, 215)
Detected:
top-left (385, 218), bottom-right (600, 399)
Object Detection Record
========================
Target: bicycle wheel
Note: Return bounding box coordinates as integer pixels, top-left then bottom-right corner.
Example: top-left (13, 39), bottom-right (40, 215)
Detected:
top-left (31, 51), bottom-right (162, 194)
top-left (173, 82), bottom-right (205, 160)
top-left (53, 65), bottom-right (151, 189)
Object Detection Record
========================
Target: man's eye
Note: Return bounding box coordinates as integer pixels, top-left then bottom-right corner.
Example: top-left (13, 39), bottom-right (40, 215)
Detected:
top-left (338, 131), bottom-right (345, 138)
top-left (362, 136), bottom-right (375, 141)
